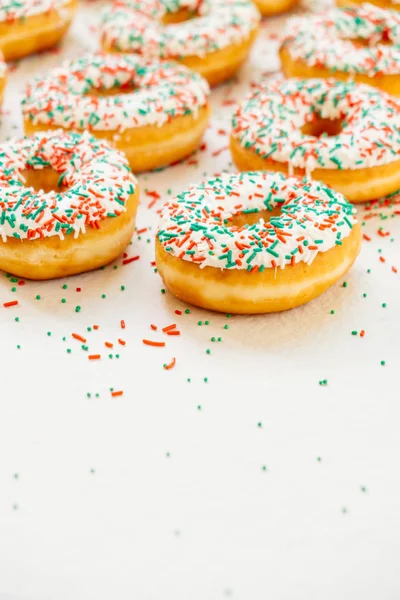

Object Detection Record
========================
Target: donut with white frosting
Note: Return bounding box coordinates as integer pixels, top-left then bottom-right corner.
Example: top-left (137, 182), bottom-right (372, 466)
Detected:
top-left (0, 130), bottom-right (139, 279)
top-left (100, 0), bottom-right (261, 86)
top-left (0, 0), bottom-right (77, 61)
top-left (156, 171), bottom-right (361, 313)
top-left (280, 3), bottom-right (400, 97)
top-left (231, 77), bottom-right (400, 203)
top-left (22, 53), bottom-right (211, 173)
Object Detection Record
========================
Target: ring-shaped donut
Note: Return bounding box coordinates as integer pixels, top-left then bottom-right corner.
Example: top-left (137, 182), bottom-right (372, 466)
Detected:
top-left (22, 53), bottom-right (211, 173)
top-left (253, 0), bottom-right (298, 17)
top-left (100, 0), bottom-right (260, 86)
top-left (0, 130), bottom-right (138, 280)
top-left (231, 78), bottom-right (400, 203)
top-left (280, 3), bottom-right (400, 97)
top-left (0, 0), bottom-right (77, 61)
top-left (156, 171), bottom-right (361, 314)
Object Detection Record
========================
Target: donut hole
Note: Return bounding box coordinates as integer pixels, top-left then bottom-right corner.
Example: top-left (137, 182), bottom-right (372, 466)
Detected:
top-left (85, 82), bottom-right (136, 97)
top-left (162, 8), bottom-right (201, 24)
top-left (229, 207), bottom-right (282, 227)
top-left (22, 168), bottom-right (66, 194)
top-left (301, 115), bottom-right (343, 139)
top-left (347, 31), bottom-right (392, 49)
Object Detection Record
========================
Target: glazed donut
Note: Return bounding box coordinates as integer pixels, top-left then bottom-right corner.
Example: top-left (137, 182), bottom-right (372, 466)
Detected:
top-left (0, 130), bottom-right (138, 280)
top-left (231, 78), bottom-right (400, 203)
top-left (22, 53), bottom-right (210, 173)
top-left (280, 3), bottom-right (400, 97)
top-left (100, 0), bottom-right (260, 86)
top-left (336, 0), bottom-right (400, 10)
top-left (156, 172), bottom-right (361, 314)
top-left (0, 0), bottom-right (77, 61)
top-left (253, 0), bottom-right (298, 17)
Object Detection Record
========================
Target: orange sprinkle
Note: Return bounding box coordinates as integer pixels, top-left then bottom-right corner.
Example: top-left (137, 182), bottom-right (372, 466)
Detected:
top-left (164, 357), bottom-right (176, 370)
top-left (392, 266), bottom-right (398, 273)
top-left (120, 320), bottom-right (126, 329)
top-left (167, 330), bottom-right (180, 336)
top-left (150, 324), bottom-right (158, 331)
top-left (143, 339), bottom-right (165, 347)
top-left (360, 330), bottom-right (365, 337)
top-left (363, 234), bottom-right (371, 242)
top-left (379, 256), bottom-right (386, 263)
top-left (137, 227), bottom-right (147, 235)
top-left (93, 325), bottom-right (99, 330)
top-left (72, 333), bottom-right (86, 343)
top-left (105, 342), bottom-right (113, 349)
top-left (88, 354), bottom-right (101, 360)
top-left (111, 390), bottom-right (124, 397)
top-left (118, 338), bottom-right (126, 346)
top-left (162, 324), bottom-right (176, 333)
top-left (3, 300), bottom-right (18, 308)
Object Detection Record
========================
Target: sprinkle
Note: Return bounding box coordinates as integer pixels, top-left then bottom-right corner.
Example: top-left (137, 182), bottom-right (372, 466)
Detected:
top-left (164, 357), bottom-right (176, 370)
top-left (72, 333), bottom-right (87, 343)
top-left (88, 354), bottom-right (101, 360)
top-left (143, 339), bottom-right (165, 347)
top-left (3, 300), bottom-right (18, 308)
top-left (123, 256), bottom-right (140, 265)
top-left (162, 324), bottom-right (177, 332)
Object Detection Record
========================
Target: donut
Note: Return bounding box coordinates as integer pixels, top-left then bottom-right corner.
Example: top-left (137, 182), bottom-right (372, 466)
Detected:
top-left (253, 0), bottom-right (298, 17)
top-left (0, 0), bottom-right (77, 61)
top-left (0, 130), bottom-right (138, 280)
top-left (336, 0), bottom-right (400, 10)
top-left (0, 55), bottom-right (6, 105)
top-left (22, 53), bottom-right (211, 173)
top-left (231, 78), bottom-right (400, 203)
top-left (156, 172), bottom-right (361, 314)
top-left (280, 3), bottom-right (400, 97)
top-left (100, 0), bottom-right (260, 86)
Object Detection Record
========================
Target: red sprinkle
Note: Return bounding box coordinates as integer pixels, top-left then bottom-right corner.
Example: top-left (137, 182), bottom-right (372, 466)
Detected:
top-left (3, 300), bottom-right (18, 308)
top-left (143, 339), bottom-right (165, 347)
top-left (72, 333), bottom-right (86, 343)
top-left (122, 256), bottom-right (140, 265)
top-left (164, 357), bottom-right (176, 370)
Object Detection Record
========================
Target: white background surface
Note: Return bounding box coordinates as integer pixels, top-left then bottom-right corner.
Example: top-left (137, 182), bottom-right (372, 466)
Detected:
top-left (0, 1), bottom-right (399, 599)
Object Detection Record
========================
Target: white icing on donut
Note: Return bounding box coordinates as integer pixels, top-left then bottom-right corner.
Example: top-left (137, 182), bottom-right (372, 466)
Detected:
top-left (232, 78), bottom-right (400, 172)
top-left (282, 3), bottom-right (400, 77)
top-left (101, 0), bottom-right (260, 58)
top-left (0, 130), bottom-right (137, 242)
top-left (157, 171), bottom-right (357, 271)
top-left (0, 0), bottom-right (70, 22)
top-left (22, 53), bottom-right (210, 132)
